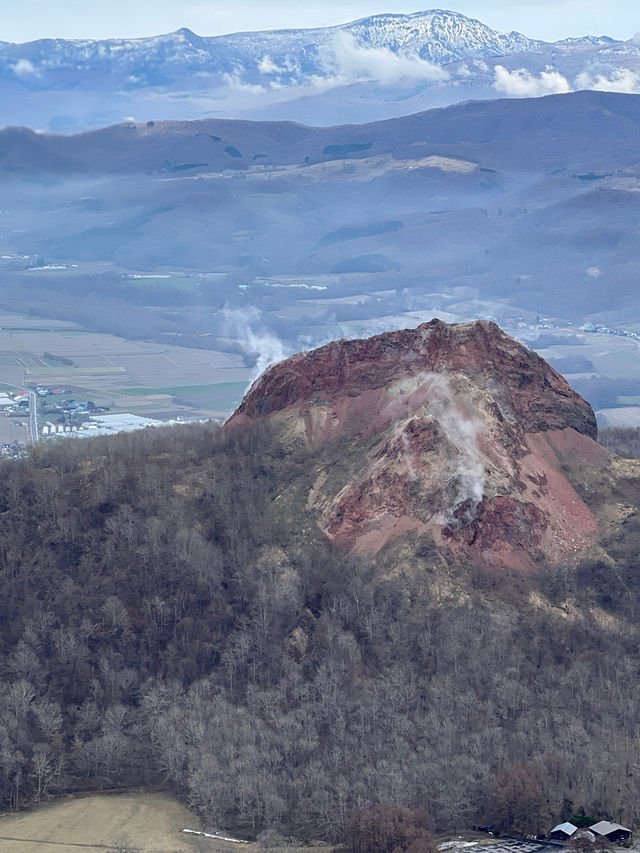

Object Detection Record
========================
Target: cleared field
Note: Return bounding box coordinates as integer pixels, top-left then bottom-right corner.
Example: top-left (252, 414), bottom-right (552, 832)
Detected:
top-left (127, 275), bottom-right (200, 292)
top-left (0, 417), bottom-right (29, 444)
top-left (0, 312), bottom-right (253, 420)
top-left (0, 311), bottom-right (79, 331)
top-left (0, 791), bottom-right (213, 852)
top-left (529, 333), bottom-right (640, 380)
top-left (26, 366), bottom-right (128, 376)
top-left (122, 382), bottom-right (249, 410)
top-left (596, 407), bottom-right (640, 427)
top-left (584, 338), bottom-right (640, 378)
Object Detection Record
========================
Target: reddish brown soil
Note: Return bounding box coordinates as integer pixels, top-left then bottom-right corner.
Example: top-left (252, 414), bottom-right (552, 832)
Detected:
top-left (227, 320), bottom-right (604, 569)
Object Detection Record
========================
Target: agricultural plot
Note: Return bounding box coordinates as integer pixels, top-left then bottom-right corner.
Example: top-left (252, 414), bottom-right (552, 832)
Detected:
top-left (0, 312), bottom-right (252, 420)
top-left (597, 407), bottom-right (640, 427)
top-left (0, 791), bottom-right (207, 852)
top-left (0, 417), bottom-right (29, 445)
top-left (534, 335), bottom-right (640, 379)
top-left (125, 273), bottom-right (200, 292)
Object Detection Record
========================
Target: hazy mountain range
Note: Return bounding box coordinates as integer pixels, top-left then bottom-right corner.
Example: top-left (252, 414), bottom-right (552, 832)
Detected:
top-left (1, 9), bottom-right (640, 131)
top-left (2, 90), bottom-right (639, 331)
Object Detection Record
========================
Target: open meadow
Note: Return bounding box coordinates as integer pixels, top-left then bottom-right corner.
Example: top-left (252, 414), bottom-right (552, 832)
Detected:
top-left (0, 791), bottom-right (214, 852)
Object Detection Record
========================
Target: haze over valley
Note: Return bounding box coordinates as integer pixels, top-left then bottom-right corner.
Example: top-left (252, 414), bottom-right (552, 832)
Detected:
top-left (3, 89), bottom-right (640, 424)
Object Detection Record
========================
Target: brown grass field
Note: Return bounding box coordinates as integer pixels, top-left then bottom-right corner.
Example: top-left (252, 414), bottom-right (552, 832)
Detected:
top-left (0, 791), bottom-right (239, 852)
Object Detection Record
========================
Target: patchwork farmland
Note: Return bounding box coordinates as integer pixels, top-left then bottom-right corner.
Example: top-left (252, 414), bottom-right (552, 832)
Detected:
top-left (0, 311), bottom-right (252, 434)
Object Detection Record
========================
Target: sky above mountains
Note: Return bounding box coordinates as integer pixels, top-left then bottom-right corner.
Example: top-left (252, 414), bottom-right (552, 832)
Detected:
top-left (3, 0), bottom-right (638, 43)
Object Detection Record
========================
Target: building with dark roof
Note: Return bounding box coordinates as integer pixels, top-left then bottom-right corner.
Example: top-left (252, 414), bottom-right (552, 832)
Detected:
top-left (550, 823), bottom-right (578, 841)
top-left (590, 821), bottom-right (632, 844)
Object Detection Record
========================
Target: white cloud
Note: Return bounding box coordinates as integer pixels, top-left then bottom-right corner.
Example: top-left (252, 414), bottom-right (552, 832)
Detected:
top-left (221, 71), bottom-right (267, 95)
top-left (258, 54), bottom-right (298, 75)
top-left (318, 32), bottom-right (449, 87)
top-left (258, 55), bottom-right (283, 74)
top-left (576, 68), bottom-right (640, 93)
top-left (494, 64), bottom-right (571, 96)
top-left (11, 58), bottom-right (39, 76)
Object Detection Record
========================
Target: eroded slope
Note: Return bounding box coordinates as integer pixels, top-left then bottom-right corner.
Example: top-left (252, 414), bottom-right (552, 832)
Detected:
top-left (228, 319), bottom-right (617, 569)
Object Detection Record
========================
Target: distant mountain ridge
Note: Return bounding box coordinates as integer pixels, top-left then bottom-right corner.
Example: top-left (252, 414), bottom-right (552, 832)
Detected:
top-left (0, 10), bottom-right (543, 77)
top-left (2, 90), bottom-right (640, 340)
top-left (0, 8), bottom-right (637, 131)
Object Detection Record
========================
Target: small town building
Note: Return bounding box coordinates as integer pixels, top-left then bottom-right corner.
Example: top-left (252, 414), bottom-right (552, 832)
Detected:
top-left (590, 821), bottom-right (632, 843)
top-left (550, 823), bottom-right (578, 841)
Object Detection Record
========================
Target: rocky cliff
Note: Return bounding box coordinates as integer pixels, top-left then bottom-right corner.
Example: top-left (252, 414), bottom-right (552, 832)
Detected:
top-left (227, 320), bottom-right (610, 570)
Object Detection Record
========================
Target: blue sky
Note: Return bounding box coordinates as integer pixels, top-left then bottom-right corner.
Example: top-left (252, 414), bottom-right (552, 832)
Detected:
top-left (3, 1), bottom-right (637, 43)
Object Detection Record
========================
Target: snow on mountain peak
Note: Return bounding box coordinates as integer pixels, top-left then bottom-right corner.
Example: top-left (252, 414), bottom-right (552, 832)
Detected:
top-left (344, 9), bottom-right (541, 62)
top-left (0, 9), bottom-right (543, 77)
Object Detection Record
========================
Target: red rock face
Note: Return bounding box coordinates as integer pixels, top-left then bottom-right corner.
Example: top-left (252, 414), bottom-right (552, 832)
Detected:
top-left (226, 320), bottom-right (604, 569)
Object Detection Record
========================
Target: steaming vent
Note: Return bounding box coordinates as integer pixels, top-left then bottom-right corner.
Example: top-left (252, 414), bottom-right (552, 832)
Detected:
top-left (226, 319), bottom-right (601, 570)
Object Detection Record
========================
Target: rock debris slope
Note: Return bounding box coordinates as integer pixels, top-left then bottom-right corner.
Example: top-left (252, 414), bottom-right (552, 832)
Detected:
top-left (228, 320), bottom-right (610, 570)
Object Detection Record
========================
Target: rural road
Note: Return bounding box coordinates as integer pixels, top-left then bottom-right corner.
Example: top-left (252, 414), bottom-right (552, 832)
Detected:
top-left (28, 388), bottom-right (38, 445)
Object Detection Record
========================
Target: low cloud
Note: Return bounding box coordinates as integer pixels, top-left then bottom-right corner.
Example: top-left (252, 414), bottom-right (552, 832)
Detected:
top-left (221, 71), bottom-right (267, 95)
top-left (258, 55), bottom-right (284, 74)
top-left (576, 68), bottom-right (640, 93)
top-left (494, 63), bottom-right (640, 99)
top-left (494, 65), bottom-right (571, 97)
top-left (11, 58), bottom-right (39, 77)
top-left (258, 55), bottom-right (298, 75)
top-left (318, 33), bottom-right (449, 87)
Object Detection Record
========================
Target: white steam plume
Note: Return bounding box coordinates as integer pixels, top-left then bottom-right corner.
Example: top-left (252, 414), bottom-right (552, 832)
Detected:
top-left (400, 429), bottom-right (418, 481)
top-left (493, 64), bottom-right (571, 97)
top-left (224, 307), bottom-right (291, 392)
top-left (425, 374), bottom-right (485, 518)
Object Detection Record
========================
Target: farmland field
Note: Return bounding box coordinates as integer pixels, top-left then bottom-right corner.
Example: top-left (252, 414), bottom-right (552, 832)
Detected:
top-left (126, 274), bottom-right (200, 291)
top-left (0, 791), bottom-right (213, 852)
top-left (596, 407), bottom-right (640, 427)
top-left (0, 311), bottom-right (252, 421)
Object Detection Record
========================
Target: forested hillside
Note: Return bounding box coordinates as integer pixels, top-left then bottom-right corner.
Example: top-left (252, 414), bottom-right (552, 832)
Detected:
top-left (1, 419), bottom-right (640, 839)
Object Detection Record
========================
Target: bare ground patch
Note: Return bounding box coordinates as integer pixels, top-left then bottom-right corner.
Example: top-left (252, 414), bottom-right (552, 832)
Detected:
top-left (0, 791), bottom-right (205, 852)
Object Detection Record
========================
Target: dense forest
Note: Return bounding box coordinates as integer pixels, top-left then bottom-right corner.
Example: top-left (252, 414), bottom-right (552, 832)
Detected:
top-left (0, 423), bottom-right (639, 840)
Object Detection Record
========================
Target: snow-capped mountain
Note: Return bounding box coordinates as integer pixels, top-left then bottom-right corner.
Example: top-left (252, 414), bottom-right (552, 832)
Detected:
top-left (0, 10), bottom-right (541, 84)
top-left (0, 9), bottom-right (637, 132)
top-left (343, 11), bottom-right (540, 62)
